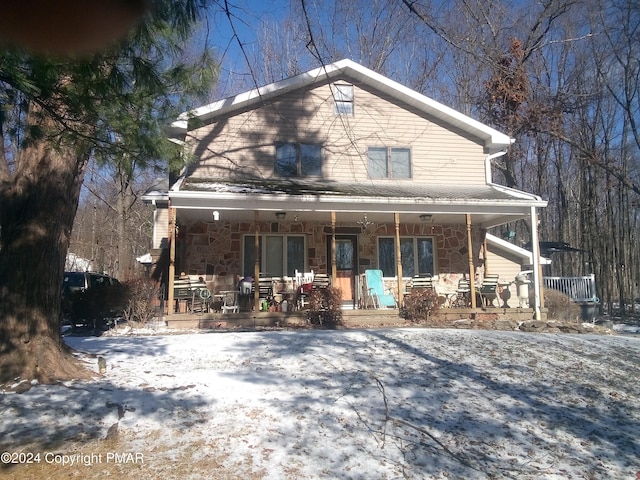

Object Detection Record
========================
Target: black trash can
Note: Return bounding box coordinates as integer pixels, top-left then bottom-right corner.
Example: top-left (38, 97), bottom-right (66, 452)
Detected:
top-left (578, 302), bottom-right (597, 322)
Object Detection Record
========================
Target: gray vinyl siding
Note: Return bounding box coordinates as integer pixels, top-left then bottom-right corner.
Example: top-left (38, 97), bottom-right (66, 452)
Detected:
top-left (187, 82), bottom-right (487, 185)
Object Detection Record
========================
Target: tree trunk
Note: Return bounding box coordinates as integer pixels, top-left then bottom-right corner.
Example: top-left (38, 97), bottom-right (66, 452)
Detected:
top-left (0, 124), bottom-right (93, 387)
top-left (115, 167), bottom-right (134, 281)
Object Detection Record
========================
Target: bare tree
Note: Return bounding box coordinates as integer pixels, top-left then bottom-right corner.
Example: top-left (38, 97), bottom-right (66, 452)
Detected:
top-left (221, 0), bottom-right (640, 314)
top-left (68, 161), bottom-right (154, 280)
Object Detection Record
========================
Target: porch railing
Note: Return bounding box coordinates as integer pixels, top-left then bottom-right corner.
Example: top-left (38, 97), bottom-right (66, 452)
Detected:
top-left (542, 274), bottom-right (599, 304)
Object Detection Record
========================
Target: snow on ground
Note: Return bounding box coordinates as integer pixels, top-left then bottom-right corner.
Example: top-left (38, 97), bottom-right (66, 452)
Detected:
top-left (1, 326), bottom-right (639, 479)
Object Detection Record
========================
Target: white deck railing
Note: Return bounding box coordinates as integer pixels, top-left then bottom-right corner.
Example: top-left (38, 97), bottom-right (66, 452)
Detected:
top-left (543, 274), bottom-right (599, 304)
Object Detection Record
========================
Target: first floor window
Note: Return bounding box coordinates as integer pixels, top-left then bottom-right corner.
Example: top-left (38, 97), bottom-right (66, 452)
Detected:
top-left (378, 237), bottom-right (434, 277)
top-left (243, 235), bottom-right (306, 277)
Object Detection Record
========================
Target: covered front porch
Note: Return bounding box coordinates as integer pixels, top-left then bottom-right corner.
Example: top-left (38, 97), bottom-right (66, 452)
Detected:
top-left (158, 181), bottom-right (547, 321)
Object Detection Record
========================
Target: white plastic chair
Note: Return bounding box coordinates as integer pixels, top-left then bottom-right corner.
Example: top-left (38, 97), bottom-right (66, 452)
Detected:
top-left (221, 290), bottom-right (239, 314)
top-left (295, 270), bottom-right (315, 308)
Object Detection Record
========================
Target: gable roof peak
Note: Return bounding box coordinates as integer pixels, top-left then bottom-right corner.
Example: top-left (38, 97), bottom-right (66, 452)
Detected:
top-left (172, 58), bottom-right (512, 151)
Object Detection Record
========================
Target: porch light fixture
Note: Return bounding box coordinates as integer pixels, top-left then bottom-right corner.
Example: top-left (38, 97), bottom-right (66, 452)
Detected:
top-left (419, 214), bottom-right (432, 222)
top-left (356, 214), bottom-right (374, 229)
top-left (275, 212), bottom-right (286, 221)
top-left (212, 210), bottom-right (220, 221)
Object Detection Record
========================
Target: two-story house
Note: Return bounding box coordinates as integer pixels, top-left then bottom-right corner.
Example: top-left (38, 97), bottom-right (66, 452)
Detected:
top-left (144, 59), bottom-right (547, 319)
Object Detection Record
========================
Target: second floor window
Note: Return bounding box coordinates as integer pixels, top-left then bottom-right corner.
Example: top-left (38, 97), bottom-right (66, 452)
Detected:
top-left (275, 143), bottom-right (322, 177)
top-left (367, 147), bottom-right (412, 179)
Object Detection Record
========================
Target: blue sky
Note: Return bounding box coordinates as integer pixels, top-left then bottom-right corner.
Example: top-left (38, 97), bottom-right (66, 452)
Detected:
top-left (206, 1), bottom-right (292, 86)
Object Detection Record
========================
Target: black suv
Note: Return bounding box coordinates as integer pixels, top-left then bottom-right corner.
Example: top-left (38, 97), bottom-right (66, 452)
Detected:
top-left (62, 271), bottom-right (120, 297)
top-left (62, 272), bottom-right (123, 332)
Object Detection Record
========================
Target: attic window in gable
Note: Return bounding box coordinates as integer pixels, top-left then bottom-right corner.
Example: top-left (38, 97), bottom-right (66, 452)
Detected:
top-left (275, 142), bottom-right (322, 177)
top-left (334, 83), bottom-right (354, 115)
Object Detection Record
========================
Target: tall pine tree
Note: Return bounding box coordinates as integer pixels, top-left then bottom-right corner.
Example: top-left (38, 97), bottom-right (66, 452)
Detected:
top-left (0, 0), bottom-right (216, 386)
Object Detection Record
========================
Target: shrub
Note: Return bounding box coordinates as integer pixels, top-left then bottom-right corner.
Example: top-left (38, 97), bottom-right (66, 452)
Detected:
top-left (306, 286), bottom-right (343, 327)
top-left (544, 289), bottom-right (581, 322)
top-left (122, 277), bottom-right (159, 326)
top-left (403, 288), bottom-right (442, 322)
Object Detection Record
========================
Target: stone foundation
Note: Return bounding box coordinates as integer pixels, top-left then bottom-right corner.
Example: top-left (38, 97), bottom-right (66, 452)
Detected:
top-left (163, 307), bottom-right (613, 335)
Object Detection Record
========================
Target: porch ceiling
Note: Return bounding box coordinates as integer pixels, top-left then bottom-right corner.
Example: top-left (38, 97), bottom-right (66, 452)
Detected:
top-left (170, 179), bottom-right (546, 228)
top-left (176, 208), bottom-right (529, 228)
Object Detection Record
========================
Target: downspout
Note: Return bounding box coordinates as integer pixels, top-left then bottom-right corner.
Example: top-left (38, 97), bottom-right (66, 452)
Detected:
top-left (485, 150), bottom-right (507, 184)
top-left (530, 206), bottom-right (542, 320)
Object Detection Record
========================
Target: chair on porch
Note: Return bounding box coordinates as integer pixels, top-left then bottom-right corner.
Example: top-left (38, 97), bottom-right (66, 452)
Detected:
top-left (295, 271), bottom-right (315, 309)
top-left (479, 274), bottom-right (500, 307)
top-left (311, 273), bottom-right (330, 290)
top-left (451, 278), bottom-right (472, 308)
top-left (221, 290), bottom-right (239, 314)
top-left (190, 287), bottom-right (211, 314)
top-left (406, 274), bottom-right (448, 308)
top-left (173, 277), bottom-right (192, 313)
top-left (410, 275), bottom-right (435, 292)
top-left (295, 270), bottom-right (315, 286)
top-left (363, 269), bottom-right (397, 309)
top-left (189, 277), bottom-right (209, 314)
top-left (251, 278), bottom-right (274, 309)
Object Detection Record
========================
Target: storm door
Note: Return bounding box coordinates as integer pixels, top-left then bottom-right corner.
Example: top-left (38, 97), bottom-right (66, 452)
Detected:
top-left (327, 235), bottom-right (358, 306)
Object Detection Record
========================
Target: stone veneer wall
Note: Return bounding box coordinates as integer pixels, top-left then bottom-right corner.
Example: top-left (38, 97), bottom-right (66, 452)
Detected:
top-left (179, 220), bottom-right (485, 289)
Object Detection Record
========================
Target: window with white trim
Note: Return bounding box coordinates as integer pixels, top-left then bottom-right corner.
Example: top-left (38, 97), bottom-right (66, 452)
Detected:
top-left (378, 237), bottom-right (435, 277)
top-left (334, 83), bottom-right (354, 115)
top-left (275, 142), bottom-right (322, 177)
top-left (367, 147), bottom-right (412, 179)
top-left (243, 235), bottom-right (306, 277)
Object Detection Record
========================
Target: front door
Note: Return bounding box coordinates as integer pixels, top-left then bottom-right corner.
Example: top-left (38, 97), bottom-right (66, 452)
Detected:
top-left (328, 235), bottom-right (358, 306)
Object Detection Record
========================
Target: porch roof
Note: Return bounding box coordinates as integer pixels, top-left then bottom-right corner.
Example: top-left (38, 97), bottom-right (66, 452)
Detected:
top-left (169, 177), bottom-right (546, 228)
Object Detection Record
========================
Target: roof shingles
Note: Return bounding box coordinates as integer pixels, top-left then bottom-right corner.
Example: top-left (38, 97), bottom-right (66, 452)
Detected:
top-left (180, 178), bottom-right (531, 203)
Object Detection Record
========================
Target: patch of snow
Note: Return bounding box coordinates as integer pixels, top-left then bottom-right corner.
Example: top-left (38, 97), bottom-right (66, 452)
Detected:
top-left (2, 328), bottom-right (639, 479)
top-left (614, 323), bottom-right (640, 334)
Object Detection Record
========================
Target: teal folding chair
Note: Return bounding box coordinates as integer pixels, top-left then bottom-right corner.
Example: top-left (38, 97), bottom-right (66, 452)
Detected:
top-left (364, 269), bottom-right (397, 309)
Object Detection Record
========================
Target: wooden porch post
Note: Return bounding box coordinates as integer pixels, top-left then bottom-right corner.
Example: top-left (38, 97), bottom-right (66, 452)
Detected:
top-left (394, 212), bottom-right (403, 304)
top-left (331, 211), bottom-right (337, 285)
top-left (254, 210), bottom-right (260, 311)
top-left (466, 214), bottom-right (477, 309)
top-left (167, 203), bottom-right (176, 313)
